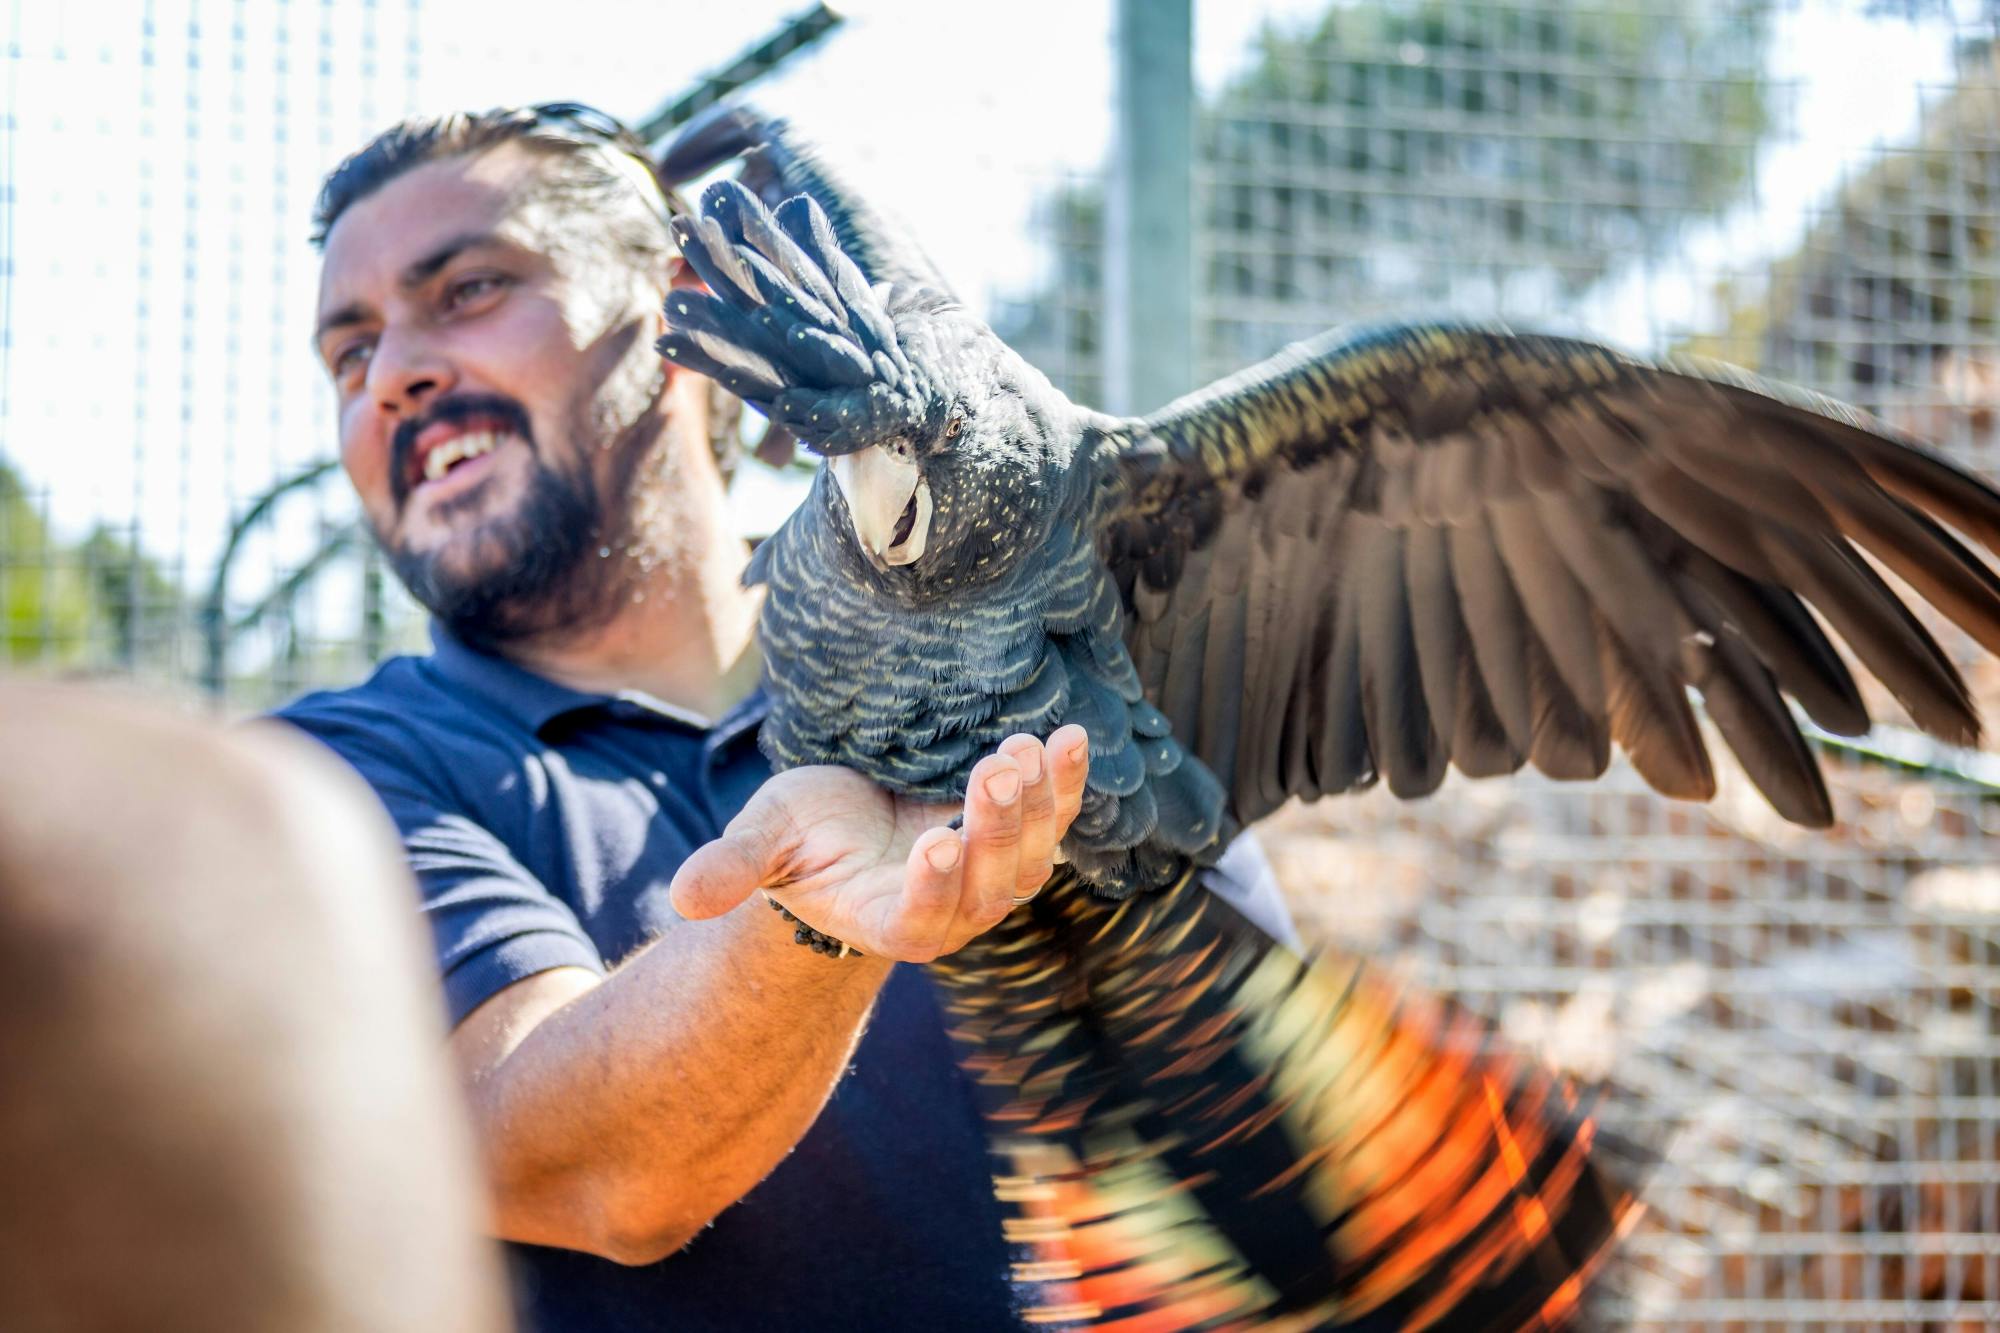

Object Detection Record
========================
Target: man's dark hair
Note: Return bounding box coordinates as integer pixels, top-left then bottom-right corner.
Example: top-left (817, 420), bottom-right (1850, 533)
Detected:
top-left (312, 104), bottom-right (743, 476)
top-left (311, 104), bottom-right (677, 265)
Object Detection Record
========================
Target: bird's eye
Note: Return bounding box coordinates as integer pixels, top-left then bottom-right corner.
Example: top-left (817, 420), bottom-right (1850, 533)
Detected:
top-left (944, 413), bottom-right (964, 439)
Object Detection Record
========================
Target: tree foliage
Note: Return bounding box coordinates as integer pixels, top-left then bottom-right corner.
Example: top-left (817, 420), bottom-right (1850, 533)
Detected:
top-left (1000, 0), bottom-right (1778, 395)
top-left (1211, 0), bottom-right (1772, 287)
top-left (0, 461), bottom-right (181, 670)
top-left (0, 463), bottom-right (97, 665)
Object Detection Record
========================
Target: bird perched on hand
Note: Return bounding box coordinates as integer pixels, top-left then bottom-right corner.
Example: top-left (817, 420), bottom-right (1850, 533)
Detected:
top-left (658, 111), bottom-right (2000, 1330)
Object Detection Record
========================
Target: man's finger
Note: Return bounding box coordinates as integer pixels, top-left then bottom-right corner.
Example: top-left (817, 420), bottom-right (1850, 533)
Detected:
top-left (876, 826), bottom-right (966, 962)
top-left (998, 734), bottom-right (1057, 902)
top-left (955, 751), bottom-right (1026, 931)
top-left (1046, 724), bottom-right (1090, 838)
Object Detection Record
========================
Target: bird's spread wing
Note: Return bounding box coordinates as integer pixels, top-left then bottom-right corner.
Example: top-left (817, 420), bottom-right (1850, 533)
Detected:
top-left (1095, 322), bottom-right (2000, 829)
top-left (659, 106), bottom-right (955, 297)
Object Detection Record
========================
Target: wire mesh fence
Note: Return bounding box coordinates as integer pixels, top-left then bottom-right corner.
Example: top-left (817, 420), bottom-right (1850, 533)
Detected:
top-left (1160, 4), bottom-right (2000, 1327)
top-left (1004, 2), bottom-right (2000, 1325)
top-left (4, 0), bottom-right (1999, 1326)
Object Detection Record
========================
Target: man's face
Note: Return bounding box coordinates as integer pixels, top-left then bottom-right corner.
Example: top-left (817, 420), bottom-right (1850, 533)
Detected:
top-left (314, 142), bottom-right (667, 644)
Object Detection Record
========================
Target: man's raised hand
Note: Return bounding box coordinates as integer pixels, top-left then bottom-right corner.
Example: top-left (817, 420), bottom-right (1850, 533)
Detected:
top-left (669, 727), bottom-right (1090, 962)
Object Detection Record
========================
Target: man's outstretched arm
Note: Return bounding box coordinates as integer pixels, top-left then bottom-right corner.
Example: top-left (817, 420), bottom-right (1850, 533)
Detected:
top-left (450, 727), bottom-right (1089, 1265)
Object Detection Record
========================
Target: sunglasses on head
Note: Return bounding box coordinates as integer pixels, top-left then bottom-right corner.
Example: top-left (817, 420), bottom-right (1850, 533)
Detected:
top-left (522, 100), bottom-right (695, 223)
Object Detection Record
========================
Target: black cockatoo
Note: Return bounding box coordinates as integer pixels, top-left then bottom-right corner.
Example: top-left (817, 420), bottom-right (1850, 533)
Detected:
top-left (657, 113), bottom-right (2000, 1329)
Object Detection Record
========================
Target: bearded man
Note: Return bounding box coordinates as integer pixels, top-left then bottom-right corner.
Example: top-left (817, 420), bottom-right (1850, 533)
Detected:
top-left (278, 104), bottom-right (1292, 1332)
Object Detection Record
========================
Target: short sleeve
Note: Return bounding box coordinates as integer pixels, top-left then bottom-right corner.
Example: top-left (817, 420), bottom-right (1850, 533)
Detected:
top-left (275, 709), bottom-right (607, 1027)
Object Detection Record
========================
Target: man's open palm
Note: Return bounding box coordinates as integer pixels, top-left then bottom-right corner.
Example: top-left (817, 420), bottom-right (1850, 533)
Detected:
top-left (671, 727), bottom-right (1090, 961)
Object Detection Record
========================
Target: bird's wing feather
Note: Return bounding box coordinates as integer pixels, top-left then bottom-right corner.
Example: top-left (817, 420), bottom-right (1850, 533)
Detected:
top-left (1094, 321), bottom-right (2000, 828)
top-left (658, 105), bottom-right (955, 297)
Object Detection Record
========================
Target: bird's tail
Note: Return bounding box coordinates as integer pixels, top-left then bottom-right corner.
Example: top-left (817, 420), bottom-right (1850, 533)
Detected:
top-left (929, 866), bottom-right (1642, 1330)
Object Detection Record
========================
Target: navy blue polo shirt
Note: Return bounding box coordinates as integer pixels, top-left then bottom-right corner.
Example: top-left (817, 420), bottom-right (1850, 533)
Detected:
top-left (276, 627), bottom-right (1022, 1332)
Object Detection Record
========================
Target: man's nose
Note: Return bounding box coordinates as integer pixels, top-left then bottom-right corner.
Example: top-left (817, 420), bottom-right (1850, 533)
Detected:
top-left (367, 326), bottom-right (457, 416)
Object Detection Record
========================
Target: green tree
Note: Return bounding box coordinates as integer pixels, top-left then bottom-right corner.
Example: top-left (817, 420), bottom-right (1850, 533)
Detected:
top-left (1212, 0), bottom-right (1773, 282)
top-left (76, 522), bottom-right (184, 667)
top-left (0, 462), bottom-right (99, 666)
top-left (1000, 0), bottom-right (1777, 393)
top-left (0, 461), bottom-right (184, 671)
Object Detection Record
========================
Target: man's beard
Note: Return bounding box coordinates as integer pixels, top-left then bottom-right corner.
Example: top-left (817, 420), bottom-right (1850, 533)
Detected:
top-left (380, 394), bottom-right (632, 651)
top-left (386, 460), bottom-right (619, 650)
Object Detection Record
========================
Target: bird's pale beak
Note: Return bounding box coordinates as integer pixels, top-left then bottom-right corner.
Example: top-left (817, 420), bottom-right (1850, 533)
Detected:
top-left (828, 445), bottom-right (932, 566)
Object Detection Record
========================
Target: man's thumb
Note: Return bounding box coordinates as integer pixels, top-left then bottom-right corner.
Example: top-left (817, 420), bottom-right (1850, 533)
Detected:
top-left (671, 820), bottom-right (784, 920)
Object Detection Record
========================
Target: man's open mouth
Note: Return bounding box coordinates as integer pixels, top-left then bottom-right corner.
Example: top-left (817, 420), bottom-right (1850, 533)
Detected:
top-left (421, 431), bottom-right (503, 483)
top-left (406, 423), bottom-right (523, 495)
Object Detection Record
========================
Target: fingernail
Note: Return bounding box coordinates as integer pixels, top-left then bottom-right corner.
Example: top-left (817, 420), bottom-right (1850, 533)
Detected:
top-left (984, 769), bottom-right (1021, 803)
top-left (1015, 747), bottom-right (1043, 783)
top-left (926, 838), bottom-right (961, 871)
top-left (1066, 737), bottom-right (1088, 763)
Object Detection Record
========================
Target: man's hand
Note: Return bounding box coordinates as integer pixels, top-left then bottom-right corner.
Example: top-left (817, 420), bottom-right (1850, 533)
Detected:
top-left (671, 727), bottom-right (1090, 962)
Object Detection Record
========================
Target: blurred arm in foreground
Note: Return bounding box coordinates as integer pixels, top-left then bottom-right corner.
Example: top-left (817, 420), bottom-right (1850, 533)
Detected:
top-left (0, 684), bottom-right (505, 1333)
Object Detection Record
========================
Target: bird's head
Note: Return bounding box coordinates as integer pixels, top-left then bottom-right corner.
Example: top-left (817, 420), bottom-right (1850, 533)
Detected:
top-left (811, 296), bottom-right (1071, 594)
top-left (660, 181), bottom-right (1075, 598)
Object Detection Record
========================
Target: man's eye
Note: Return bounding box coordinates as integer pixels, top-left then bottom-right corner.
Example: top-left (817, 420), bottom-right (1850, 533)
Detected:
top-left (332, 340), bottom-right (373, 379)
top-left (446, 274), bottom-right (509, 309)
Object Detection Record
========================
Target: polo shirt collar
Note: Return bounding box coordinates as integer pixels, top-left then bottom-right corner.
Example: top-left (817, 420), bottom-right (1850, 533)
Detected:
top-left (425, 623), bottom-right (767, 740)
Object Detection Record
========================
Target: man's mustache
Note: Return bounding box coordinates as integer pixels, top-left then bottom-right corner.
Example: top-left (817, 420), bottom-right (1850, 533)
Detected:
top-left (389, 395), bottom-right (535, 507)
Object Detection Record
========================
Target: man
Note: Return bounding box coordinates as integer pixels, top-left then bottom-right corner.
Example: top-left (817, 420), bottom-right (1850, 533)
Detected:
top-left (281, 106), bottom-right (1287, 1330)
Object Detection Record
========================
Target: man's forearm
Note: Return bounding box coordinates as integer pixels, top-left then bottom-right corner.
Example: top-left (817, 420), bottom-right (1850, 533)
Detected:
top-left (451, 733), bottom-right (1087, 1266)
top-left (463, 900), bottom-right (892, 1264)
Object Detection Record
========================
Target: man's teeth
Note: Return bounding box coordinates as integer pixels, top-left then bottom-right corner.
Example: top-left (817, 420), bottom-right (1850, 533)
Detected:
top-left (422, 431), bottom-right (507, 482)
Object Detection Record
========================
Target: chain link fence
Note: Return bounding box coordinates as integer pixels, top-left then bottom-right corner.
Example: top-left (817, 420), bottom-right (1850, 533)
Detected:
top-left (5, 1), bottom-right (1999, 1326)
top-left (998, 2), bottom-right (2000, 1325)
top-left (1172, 3), bottom-right (2000, 1327)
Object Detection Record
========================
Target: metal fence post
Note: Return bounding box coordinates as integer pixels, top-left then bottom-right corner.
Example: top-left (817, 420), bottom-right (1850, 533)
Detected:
top-left (1107, 0), bottom-right (1194, 417)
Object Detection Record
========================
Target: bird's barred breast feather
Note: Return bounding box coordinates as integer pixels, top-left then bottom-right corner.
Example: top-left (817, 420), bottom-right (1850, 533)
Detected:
top-left (754, 490), bottom-right (1104, 796)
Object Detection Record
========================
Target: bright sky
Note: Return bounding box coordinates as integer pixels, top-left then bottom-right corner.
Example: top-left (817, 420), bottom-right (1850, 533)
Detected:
top-left (0, 0), bottom-right (1981, 599)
